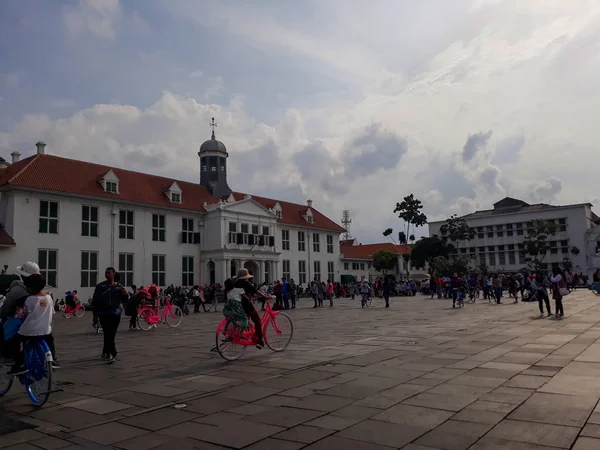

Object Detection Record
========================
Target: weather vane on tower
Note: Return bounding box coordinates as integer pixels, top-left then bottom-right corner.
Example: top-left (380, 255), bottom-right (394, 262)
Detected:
top-left (209, 117), bottom-right (217, 140)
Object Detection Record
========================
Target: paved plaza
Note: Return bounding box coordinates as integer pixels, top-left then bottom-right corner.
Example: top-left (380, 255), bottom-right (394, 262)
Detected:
top-left (3, 292), bottom-right (600, 449)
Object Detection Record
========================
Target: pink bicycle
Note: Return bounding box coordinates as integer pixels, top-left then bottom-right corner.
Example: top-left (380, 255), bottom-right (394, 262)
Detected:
top-left (215, 298), bottom-right (293, 361)
top-left (62, 300), bottom-right (85, 318)
top-left (137, 297), bottom-right (183, 331)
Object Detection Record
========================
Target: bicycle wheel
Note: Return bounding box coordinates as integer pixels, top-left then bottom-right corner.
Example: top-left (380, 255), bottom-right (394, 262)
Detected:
top-left (165, 306), bottom-right (183, 328)
top-left (366, 296), bottom-right (372, 307)
top-left (75, 305), bottom-right (85, 318)
top-left (265, 312), bottom-right (293, 352)
top-left (215, 321), bottom-right (247, 361)
top-left (137, 308), bottom-right (153, 331)
top-left (24, 342), bottom-right (52, 407)
top-left (0, 359), bottom-right (14, 397)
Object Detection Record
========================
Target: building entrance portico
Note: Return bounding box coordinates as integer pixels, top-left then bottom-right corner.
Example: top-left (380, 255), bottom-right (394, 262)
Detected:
top-left (244, 261), bottom-right (259, 279)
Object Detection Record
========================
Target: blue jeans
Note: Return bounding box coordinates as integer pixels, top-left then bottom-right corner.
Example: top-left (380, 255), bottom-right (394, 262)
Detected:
top-left (282, 294), bottom-right (290, 309)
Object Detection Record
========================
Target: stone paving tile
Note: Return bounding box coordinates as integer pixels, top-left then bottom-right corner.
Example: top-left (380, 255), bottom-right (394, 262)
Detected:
top-left (0, 429), bottom-right (46, 449)
top-left (64, 398), bottom-right (132, 415)
top-left (469, 436), bottom-right (558, 449)
top-left (119, 407), bottom-right (201, 431)
top-left (581, 423), bottom-right (600, 438)
top-left (185, 395), bottom-right (246, 415)
top-left (273, 424), bottom-right (335, 443)
top-left (372, 404), bottom-right (453, 429)
top-left (337, 419), bottom-right (428, 448)
top-left (242, 438), bottom-right (306, 450)
top-left (486, 419), bottom-right (580, 448)
top-left (247, 406), bottom-right (324, 428)
top-left (71, 422), bottom-right (148, 445)
top-left (403, 393), bottom-right (478, 412)
top-left (112, 432), bottom-right (174, 450)
top-left (508, 392), bottom-right (597, 427)
top-left (303, 435), bottom-right (396, 449)
top-left (573, 437), bottom-right (600, 450)
top-left (29, 436), bottom-right (72, 450)
top-left (27, 407), bottom-right (106, 430)
top-left (451, 407), bottom-right (507, 425)
top-left (290, 394), bottom-right (355, 412)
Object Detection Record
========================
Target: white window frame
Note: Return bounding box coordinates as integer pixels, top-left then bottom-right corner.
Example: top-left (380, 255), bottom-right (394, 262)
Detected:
top-left (229, 222), bottom-right (237, 244)
top-left (81, 251), bottom-right (99, 288)
top-left (314, 261), bottom-right (321, 281)
top-left (38, 249), bottom-right (58, 287)
top-left (119, 210), bottom-right (135, 240)
top-left (39, 200), bottom-right (59, 234)
top-left (327, 261), bottom-right (335, 282)
top-left (182, 217), bottom-right (194, 244)
top-left (81, 205), bottom-right (99, 237)
top-left (105, 180), bottom-right (118, 193)
top-left (118, 253), bottom-right (134, 287)
top-left (298, 231), bottom-right (306, 251)
top-left (313, 233), bottom-right (320, 252)
top-left (326, 235), bottom-right (334, 253)
top-left (241, 223), bottom-right (249, 245)
top-left (283, 260), bottom-right (291, 281)
top-left (171, 192), bottom-right (181, 204)
top-left (182, 256), bottom-right (194, 286)
top-left (344, 262), bottom-right (349, 270)
top-left (152, 213), bottom-right (166, 242)
top-left (152, 254), bottom-right (166, 286)
top-left (282, 229), bottom-right (290, 250)
top-left (298, 260), bottom-right (306, 284)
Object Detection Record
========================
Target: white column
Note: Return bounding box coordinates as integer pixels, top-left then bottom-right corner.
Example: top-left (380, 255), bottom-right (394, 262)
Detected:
top-left (225, 258), bottom-right (231, 279)
top-left (258, 260), bottom-right (265, 284)
top-left (219, 259), bottom-right (227, 284)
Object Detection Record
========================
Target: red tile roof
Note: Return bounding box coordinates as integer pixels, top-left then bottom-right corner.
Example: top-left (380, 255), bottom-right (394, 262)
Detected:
top-left (0, 154), bottom-right (345, 232)
top-left (0, 229), bottom-right (16, 247)
top-left (233, 192), bottom-right (346, 232)
top-left (0, 154), bottom-right (217, 212)
top-left (340, 242), bottom-right (411, 260)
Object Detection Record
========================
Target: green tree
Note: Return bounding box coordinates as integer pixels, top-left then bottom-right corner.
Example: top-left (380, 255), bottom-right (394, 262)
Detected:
top-left (439, 214), bottom-right (474, 250)
top-left (383, 194), bottom-right (428, 278)
top-left (430, 254), bottom-right (473, 277)
top-left (371, 250), bottom-right (398, 277)
top-left (410, 236), bottom-right (455, 274)
top-left (522, 220), bottom-right (580, 272)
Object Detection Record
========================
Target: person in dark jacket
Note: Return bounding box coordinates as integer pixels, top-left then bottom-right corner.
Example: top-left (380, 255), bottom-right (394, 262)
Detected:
top-left (92, 268), bottom-right (128, 363)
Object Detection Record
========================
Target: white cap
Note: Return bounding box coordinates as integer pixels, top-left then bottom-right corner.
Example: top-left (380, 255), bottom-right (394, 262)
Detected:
top-left (15, 261), bottom-right (41, 277)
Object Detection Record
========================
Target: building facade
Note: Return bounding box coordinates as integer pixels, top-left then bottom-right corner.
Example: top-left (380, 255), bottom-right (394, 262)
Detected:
top-left (428, 197), bottom-right (598, 275)
top-left (339, 240), bottom-right (427, 282)
top-left (0, 138), bottom-right (344, 299)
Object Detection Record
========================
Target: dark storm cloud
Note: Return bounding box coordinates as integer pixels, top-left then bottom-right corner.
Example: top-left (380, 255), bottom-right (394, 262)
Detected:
top-left (462, 130), bottom-right (492, 162)
top-left (343, 123), bottom-right (407, 177)
top-left (493, 134), bottom-right (525, 165)
top-left (292, 141), bottom-right (348, 195)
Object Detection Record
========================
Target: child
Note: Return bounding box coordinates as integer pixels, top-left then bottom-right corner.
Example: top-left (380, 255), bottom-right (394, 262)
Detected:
top-left (7, 273), bottom-right (56, 376)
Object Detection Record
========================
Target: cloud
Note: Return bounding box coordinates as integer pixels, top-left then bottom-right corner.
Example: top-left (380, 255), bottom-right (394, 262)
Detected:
top-left (529, 177), bottom-right (562, 203)
top-left (478, 164), bottom-right (503, 193)
top-left (493, 134), bottom-right (525, 165)
top-left (5, 72), bottom-right (21, 88)
top-left (63, 0), bottom-right (122, 39)
top-left (343, 123), bottom-right (407, 178)
top-left (462, 130), bottom-right (492, 162)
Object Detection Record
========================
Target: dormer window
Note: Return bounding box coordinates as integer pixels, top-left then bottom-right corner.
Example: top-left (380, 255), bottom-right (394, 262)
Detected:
top-left (305, 208), bottom-right (314, 223)
top-left (100, 170), bottom-right (119, 194)
top-left (307, 215), bottom-right (314, 224)
top-left (106, 181), bottom-right (118, 193)
top-left (276, 210), bottom-right (282, 219)
top-left (166, 182), bottom-right (182, 204)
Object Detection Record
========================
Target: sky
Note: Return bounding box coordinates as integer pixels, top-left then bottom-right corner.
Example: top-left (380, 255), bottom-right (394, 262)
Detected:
top-left (1, 0), bottom-right (599, 243)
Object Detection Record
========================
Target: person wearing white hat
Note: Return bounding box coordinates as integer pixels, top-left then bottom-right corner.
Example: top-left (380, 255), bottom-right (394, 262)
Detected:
top-left (0, 262), bottom-right (41, 320)
top-left (1, 261), bottom-right (60, 369)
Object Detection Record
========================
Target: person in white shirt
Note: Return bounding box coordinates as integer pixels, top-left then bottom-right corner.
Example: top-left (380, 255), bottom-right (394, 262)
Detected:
top-left (7, 273), bottom-right (56, 376)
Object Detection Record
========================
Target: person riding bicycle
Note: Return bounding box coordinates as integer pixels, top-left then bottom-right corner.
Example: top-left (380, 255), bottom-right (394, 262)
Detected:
top-left (223, 269), bottom-right (269, 349)
top-left (450, 273), bottom-right (464, 308)
top-left (360, 281), bottom-right (370, 307)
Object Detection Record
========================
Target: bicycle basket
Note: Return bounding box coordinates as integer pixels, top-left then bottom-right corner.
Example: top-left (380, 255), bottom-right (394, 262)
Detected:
top-left (24, 342), bottom-right (50, 382)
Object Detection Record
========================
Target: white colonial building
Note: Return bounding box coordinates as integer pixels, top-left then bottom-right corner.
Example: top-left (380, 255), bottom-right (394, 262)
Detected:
top-left (0, 135), bottom-right (345, 298)
top-left (428, 197), bottom-right (598, 276)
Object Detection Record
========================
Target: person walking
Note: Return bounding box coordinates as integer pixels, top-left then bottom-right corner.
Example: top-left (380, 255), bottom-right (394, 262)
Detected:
top-left (281, 278), bottom-right (290, 310)
top-left (383, 277), bottom-right (391, 308)
top-left (532, 273), bottom-right (552, 317)
top-left (326, 280), bottom-right (334, 307)
top-left (551, 267), bottom-right (566, 319)
top-left (92, 267), bottom-right (128, 363)
top-left (289, 279), bottom-right (297, 309)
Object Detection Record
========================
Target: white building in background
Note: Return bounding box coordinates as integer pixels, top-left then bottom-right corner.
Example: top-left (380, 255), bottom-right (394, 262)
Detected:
top-left (0, 135), bottom-right (345, 298)
top-left (339, 239), bottom-right (428, 282)
top-left (428, 197), bottom-right (598, 276)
